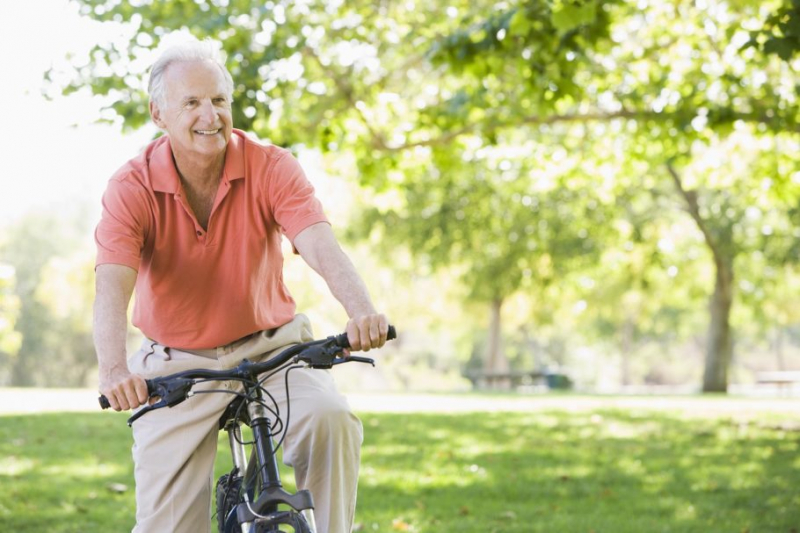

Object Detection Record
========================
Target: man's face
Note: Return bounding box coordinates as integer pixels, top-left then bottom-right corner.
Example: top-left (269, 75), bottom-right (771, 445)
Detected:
top-left (150, 59), bottom-right (233, 163)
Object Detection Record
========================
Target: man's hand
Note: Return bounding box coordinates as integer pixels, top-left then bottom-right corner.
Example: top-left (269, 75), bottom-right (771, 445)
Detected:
top-left (99, 365), bottom-right (149, 411)
top-left (346, 314), bottom-right (390, 351)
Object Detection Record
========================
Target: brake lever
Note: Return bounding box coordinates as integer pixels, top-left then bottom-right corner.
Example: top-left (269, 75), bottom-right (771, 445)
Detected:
top-left (126, 399), bottom-right (167, 426)
top-left (332, 356), bottom-right (375, 367)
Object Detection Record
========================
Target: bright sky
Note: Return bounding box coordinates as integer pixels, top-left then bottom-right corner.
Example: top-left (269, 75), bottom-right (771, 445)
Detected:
top-left (1, 0), bottom-right (157, 226)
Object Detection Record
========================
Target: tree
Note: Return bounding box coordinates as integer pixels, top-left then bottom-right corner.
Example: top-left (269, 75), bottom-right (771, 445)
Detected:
top-left (0, 211), bottom-right (97, 387)
top-left (52, 0), bottom-right (620, 382)
top-left (0, 263), bottom-right (23, 385)
top-left (355, 128), bottom-right (613, 379)
top-left (53, 0), bottom-right (800, 392)
top-left (412, 0), bottom-right (800, 391)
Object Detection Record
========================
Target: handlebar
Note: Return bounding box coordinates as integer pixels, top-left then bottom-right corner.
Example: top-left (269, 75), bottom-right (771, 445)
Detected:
top-left (98, 325), bottom-right (396, 419)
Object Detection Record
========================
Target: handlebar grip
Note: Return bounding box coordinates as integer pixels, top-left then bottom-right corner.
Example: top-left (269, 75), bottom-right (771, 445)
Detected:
top-left (334, 325), bottom-right (397, 348)
top-left (97, 379), bottom-right (155, 410)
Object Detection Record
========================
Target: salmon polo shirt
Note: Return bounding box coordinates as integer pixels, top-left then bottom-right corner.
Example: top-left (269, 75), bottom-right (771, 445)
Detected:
top-left (95, 129), bottom-right (329, 349)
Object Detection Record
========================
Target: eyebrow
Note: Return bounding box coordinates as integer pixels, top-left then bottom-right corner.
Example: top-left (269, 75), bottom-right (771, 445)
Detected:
top-left (180, 94), bottom-right (228, 103)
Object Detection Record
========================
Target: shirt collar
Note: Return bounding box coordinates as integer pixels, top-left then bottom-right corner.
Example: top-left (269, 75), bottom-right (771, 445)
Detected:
top-left (149, 130), bottom-right (246, 194)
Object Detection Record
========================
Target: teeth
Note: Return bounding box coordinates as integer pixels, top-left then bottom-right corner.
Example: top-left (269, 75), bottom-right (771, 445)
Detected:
top-left (195, 129), bottom-right (219, 135)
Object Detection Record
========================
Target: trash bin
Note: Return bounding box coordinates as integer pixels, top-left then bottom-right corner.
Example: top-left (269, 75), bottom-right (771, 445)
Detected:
top-left (546, 373), bottom-right (572, 390)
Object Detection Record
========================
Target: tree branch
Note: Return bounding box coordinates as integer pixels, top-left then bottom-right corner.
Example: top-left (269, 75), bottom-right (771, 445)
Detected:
top-left (301, 46), bottom-right (390, 150)
top-left (665, 161), bottom-right (725, 268)
top-left (389, 107), bottom-right (798, 152)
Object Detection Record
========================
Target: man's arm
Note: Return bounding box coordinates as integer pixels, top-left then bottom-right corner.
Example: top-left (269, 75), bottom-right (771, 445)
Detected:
top-left (293, 222), bottom-right (389, 351)
top-left (94, 264), bottom-right (149, 411)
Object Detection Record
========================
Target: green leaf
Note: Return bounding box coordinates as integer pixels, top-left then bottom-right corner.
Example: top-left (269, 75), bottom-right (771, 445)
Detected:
top-left (764, 37), bottom-right (797, 59)
top-left (551, 0), bottom-right (598, 34)
top-left (508, 8), bottom-right (531, 36)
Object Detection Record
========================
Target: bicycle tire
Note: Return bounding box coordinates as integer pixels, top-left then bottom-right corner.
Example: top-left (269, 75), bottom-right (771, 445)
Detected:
top-left (216, 473), bottom-right (243, 533)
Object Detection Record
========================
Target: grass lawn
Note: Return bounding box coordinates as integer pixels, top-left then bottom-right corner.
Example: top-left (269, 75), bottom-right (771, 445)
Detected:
top-left (0, 396), bottom-right (798, 532)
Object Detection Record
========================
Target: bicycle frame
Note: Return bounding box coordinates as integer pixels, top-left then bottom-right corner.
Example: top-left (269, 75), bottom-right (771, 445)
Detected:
top-left (99, 326), bottom-right (396, 533)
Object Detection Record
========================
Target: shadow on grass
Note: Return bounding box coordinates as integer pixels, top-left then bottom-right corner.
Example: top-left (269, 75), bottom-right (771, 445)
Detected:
top-left (355, 410), bottom-right (800, 533)
top-left (0, 411), bottom-right (136, 533)
top-left (1, 408), bottom-right (798, 533)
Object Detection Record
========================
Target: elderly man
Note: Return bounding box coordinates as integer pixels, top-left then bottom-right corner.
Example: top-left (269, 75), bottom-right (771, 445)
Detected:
top-left (94, 37), bottom-right (389, 533)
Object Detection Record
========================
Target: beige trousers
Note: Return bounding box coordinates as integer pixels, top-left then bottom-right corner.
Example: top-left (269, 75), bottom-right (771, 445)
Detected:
top-left (127, 315), bottom-right (363, 533)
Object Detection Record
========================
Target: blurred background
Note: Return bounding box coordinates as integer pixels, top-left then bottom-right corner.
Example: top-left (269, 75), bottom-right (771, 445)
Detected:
top-left (1, 0), bottom-right (799, 396)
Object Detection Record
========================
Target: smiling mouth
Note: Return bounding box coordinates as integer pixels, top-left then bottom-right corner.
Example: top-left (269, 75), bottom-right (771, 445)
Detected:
top-left (194, 129), bottom-right (220, 135)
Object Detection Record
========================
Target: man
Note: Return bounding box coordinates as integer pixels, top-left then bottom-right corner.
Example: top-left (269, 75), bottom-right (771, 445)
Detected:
top-left (94, 37), bottom-right (389, 533)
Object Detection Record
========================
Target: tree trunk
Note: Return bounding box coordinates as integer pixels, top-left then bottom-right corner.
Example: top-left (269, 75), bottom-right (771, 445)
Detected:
top-left (774, 327), bottom-right (785, 371)
top-left (620, 314), bottom-right (634, 387)
top-left (702, 257), bottom-right (734, 392)
top-left (483, 297), bottom-right (510, 389)
top-left (667, 162), bottom-right (737, 394)
top-left (520, 325), bottom-right (540, 372)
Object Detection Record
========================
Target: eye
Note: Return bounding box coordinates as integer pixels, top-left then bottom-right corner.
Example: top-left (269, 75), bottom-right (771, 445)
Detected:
top-left (213, 97), bottom-right (229, 106)
top-left (184, 99), bottom-right (198, 108)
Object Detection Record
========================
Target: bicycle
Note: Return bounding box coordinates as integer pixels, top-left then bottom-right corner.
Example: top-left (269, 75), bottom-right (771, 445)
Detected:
top-left (99, 325), bottom-right (396, 533)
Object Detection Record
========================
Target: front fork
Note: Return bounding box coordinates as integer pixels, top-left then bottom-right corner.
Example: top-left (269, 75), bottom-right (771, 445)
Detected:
top-left (236, 387), bottom-right (318, 533)
top-left (228, 423), bottom-right (249, 482)
top-left (223, 422), bottom-right (255, 533)
top-left (302, 509), bottom-right (318, 533)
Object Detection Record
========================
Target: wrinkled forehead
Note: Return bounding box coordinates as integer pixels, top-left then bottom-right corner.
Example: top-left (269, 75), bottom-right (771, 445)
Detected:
top-left (162, 59), bottom-right (230, 100)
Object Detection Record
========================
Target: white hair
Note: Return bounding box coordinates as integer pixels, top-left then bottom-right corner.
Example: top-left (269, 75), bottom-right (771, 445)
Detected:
top-left (147, 36), bottom-right (234, 110)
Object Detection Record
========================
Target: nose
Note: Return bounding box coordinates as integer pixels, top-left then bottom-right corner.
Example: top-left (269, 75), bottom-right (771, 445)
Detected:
top-left (198, 98), bottom-right (218, 123)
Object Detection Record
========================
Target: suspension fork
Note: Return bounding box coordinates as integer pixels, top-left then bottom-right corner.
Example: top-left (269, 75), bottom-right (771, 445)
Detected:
top-left (237, 380), bottom-right (318, 533)
top-left (247, 385), bottom-right (283, 499)
top-left (225, 422), bottom-right (249, 480)
top-left (222, 419), bottom-right (254, 533)
top-left (233, 384), bottom-right (284, 533)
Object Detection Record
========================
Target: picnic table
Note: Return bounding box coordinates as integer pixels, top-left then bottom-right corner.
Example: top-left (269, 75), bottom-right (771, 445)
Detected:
top-left (464, 370), bottom-right (571, 390)
top-left (756, 371), bottom-right (800, 396)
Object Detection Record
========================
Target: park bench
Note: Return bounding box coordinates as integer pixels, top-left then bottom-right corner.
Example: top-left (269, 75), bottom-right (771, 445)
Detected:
top-left (756, 371), bottom-right (800, 396)
top-left (464, 370), bottom-right (571, 390)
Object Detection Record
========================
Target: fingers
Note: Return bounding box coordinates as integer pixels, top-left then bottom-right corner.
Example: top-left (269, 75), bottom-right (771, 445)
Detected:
top-left (135, 376), bottom-right (150, 405)
top-left (347, 314), bottom-right (389, 352)
top-left (346, 320), bottom-right (361, 351)
top-left (101, 374), bottom-right (148, 412)
top-left (121, 380), bottom-right (140, 411)
top-left (376, 314), bottom-right (389, 346)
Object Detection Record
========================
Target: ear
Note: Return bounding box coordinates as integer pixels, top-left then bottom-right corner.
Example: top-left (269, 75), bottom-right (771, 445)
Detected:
top-left (150, 100), bottom-right (166, 129)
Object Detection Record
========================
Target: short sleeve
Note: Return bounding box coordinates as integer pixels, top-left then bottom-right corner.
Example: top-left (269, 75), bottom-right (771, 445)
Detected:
top-left (95, 177), bottom-right (151, 271)
top-left (266, 151), bottom-right (329, 241)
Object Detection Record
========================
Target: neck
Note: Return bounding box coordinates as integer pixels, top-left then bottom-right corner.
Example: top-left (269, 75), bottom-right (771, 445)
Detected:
top-left (172, 150), bottom-right (225, 189)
